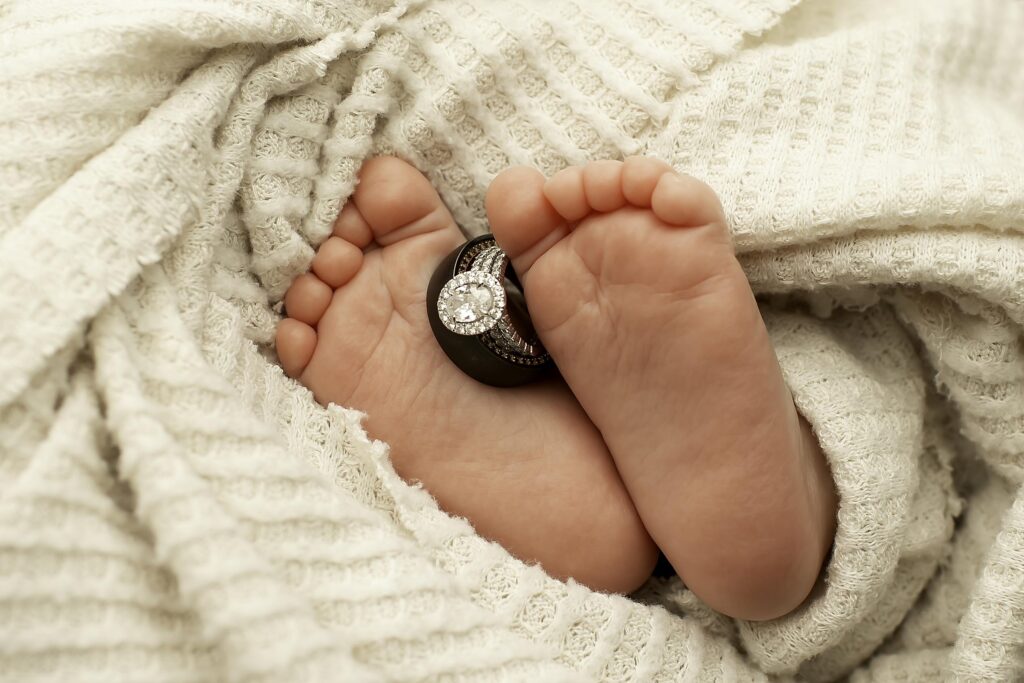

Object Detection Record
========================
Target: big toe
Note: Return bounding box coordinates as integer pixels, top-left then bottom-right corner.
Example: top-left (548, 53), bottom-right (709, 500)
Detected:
top-left (345, 157), bottom-right (465, 303)
top-left (353, 156), bottom-right (462, 251)
top-left (486, 166), bottom-right (570, 278)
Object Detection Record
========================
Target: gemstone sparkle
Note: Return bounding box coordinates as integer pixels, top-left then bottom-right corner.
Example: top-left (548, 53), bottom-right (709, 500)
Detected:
top-left (437, 271), bottom-right (506, 336)
top-left (444, 282), bottom-right (495, 323)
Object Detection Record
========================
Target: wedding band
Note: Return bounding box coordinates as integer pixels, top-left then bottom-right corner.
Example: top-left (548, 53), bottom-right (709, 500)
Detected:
top-left (426, 234), bottom-right (554, 387)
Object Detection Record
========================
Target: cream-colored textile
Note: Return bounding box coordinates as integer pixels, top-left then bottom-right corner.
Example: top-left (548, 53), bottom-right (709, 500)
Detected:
top-left (1, 0), bottom-right (1023, 680)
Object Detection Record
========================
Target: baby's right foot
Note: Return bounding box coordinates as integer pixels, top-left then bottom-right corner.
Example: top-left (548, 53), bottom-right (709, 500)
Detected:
top-left (487, 158), bottom-right (838, 621)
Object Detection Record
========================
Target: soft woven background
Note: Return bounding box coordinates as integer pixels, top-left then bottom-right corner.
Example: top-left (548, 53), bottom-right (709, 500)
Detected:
top-left (1, 0), bottom-right (1023, 680)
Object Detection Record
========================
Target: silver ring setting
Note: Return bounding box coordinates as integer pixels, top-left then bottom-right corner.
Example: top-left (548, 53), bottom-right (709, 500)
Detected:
top-left (426, 234), bottom-right (554, 386)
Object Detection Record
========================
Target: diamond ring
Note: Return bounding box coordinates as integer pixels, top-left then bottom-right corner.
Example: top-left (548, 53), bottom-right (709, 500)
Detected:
top-left (427, 234), bottom-right (553, 387)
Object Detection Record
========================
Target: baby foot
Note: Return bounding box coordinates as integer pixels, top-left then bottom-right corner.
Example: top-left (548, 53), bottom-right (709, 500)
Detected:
top-left (487, 158), bottom-right (837, 620)
top-left (276, 157), bottom-right (658, 593)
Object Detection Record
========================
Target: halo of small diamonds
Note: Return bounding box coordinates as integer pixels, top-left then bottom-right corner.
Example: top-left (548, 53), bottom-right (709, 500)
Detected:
top-left (427, 234), bottom-right (554, 385)
top-left (437, 271), bottom-right (506, 335)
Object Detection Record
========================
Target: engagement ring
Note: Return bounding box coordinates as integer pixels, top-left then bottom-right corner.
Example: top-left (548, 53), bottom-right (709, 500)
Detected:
top-left (427, 234), bottom-right (553, 386)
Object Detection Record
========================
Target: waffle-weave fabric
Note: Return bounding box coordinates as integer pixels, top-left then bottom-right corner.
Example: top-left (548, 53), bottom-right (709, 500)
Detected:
top-left (1, 0), bottom-right (1022, 680)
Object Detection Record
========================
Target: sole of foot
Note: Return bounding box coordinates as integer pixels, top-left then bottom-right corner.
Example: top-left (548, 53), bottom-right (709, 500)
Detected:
top-left (487, 157), bottom-right (837, 620)
top-left (276, 156), bottom-right (659, 593)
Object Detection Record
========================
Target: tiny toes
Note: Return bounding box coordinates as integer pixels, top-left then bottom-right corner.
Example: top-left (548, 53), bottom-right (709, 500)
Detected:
top-left (544, 166), bottom-right (589, 222)
top-left (312, 236), bottom-right (363, 288)
top-left (650, 172), bottom-right (725, 228)
top-left (622, 156), bottom-right (675, 207)
top-left (276, 318), bottom-right (317, 378)
top-left (582, 160), bottom-right (625, 213)
top-left (284, 273), bottom-right (332, 325)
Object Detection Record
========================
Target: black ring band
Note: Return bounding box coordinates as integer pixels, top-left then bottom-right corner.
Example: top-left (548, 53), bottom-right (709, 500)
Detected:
top-left (426, 235), bottom-right (554, 387)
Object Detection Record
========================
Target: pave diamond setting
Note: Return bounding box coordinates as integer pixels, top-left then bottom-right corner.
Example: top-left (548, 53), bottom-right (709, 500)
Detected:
top-left (437, 271), bottom-right (506, 335)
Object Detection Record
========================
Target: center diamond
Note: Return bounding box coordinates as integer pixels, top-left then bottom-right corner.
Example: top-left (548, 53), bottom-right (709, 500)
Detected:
top-left (444, 282), bottom-right (495, 323)
top-left (437, 270), bottom-right (506, 335)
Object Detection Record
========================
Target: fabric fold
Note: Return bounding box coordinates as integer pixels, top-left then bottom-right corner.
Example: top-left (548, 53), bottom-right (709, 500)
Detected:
top-left (745, 306), bottom-right (957, 680)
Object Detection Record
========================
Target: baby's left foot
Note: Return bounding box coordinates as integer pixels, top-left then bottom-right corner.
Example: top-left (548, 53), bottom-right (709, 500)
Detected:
top-left (487, 157), bottom-right (837, 621)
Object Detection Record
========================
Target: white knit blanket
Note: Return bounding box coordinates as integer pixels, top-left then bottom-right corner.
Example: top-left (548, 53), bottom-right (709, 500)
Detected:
top-left (2, 0), bottom-right (1023, 680)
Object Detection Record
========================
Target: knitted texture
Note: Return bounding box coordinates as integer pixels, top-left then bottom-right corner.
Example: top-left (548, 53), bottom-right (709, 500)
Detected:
top-left (0, 0), bottom-right (1022, 681)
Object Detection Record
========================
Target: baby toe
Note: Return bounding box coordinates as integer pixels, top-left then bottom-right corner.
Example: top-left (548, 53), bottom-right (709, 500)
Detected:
top-left (651, 172), bottom-right (726, 230)
top-left (284, 273), bottom-right (332, 325)
top-left (333, 202), bottom-right (374, 248)
top-left (354, 156), bottom-right (459, 247)
top-left (622, 156), bottom-right (675, 207)
top-left (487, 165), bottom-right (570, 277)
top-left (543, 166), bottom-right (589, 222)
top-left (581, 160), bottom-right (626, 213)
top-left (312, 236), bottom-right (363, 289)
top-left (276, 318), bottom-right (317, 378)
